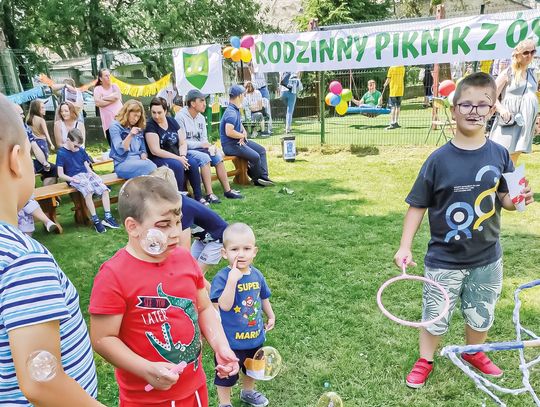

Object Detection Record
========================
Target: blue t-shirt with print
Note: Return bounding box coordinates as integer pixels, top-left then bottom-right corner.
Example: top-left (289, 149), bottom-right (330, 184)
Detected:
top-left (219, 104), bottom-right (243, 148)
top-left (210, 266), bottom-right (271, 350)
top-left (406, 139), bottom-right (513, 269)
top-left (144, 117), bottom-right (181, 158)
top-left (56, 146), bottom-right (91, 177)
top-left (180, 195), bottom-right (228, 241)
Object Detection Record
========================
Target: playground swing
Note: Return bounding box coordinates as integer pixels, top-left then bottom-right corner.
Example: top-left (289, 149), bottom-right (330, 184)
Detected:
top-left (345, 70), bottom-right (391, 117)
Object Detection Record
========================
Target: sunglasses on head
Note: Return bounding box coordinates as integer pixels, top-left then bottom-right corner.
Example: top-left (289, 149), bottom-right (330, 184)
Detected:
top-left (522, 49), bottom-right (536, 56)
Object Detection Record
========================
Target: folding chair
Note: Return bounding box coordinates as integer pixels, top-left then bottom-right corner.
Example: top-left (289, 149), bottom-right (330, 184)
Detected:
top-left (424, 97), bottom-right (456, 145)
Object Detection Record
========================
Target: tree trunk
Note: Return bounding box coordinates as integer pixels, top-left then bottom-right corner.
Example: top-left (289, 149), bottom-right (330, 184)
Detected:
top-left (1, 0), bottom-right (31, 89)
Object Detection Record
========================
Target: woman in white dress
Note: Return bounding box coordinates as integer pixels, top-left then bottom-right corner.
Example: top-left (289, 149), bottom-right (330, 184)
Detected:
top-left (490, 39), bottom-right (538, 165)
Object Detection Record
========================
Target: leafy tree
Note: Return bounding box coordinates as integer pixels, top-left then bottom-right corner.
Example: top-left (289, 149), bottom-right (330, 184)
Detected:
top-left (296, 0), bottom-right (390, 28)
top-left (0, 0), bottom-right (271, 84)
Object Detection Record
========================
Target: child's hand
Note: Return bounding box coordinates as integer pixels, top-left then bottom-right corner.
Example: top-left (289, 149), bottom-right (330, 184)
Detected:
top-left (215, 346), bottom-right (240, 379)
top-left (264, 317), bottom-right (275, 331)
top-left (70, 176), bottom-right (80, 184)
top-left (523, 178), bottom-right (534, 206)
top-left (144, 361), bottom-right (179, 391)
top-left (394, 248), bottom-right (417, 269)
top-left (228, 256), bottom-right (243, 282)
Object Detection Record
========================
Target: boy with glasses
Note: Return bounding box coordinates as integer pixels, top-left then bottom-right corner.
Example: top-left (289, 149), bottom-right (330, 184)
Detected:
top-left (394, 72), bottom-right (534, 389)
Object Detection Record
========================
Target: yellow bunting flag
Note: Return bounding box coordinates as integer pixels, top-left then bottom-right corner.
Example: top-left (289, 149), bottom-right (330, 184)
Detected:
top-left (110, 73), bottom-right (172, 97)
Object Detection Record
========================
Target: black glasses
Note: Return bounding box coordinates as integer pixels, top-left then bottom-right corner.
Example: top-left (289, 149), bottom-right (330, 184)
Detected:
top-left (456, 103), bottom-right (492, 116)
top-left (522, 50), bottom-right (536, 56)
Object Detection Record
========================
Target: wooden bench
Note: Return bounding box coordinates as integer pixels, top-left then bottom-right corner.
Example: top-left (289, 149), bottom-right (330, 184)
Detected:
top-left (219, 156), bottom-right (249, 185)
top-left (35, 173), bottom-right (126, 233)
top-left (34, 156), bottom-right (248, 233)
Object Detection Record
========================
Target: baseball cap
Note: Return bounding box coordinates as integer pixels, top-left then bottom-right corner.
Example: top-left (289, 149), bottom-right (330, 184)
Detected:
top-left (185, 89), bottom-right (206, 103)
top-left (229, 84), bottom-right (246, 98)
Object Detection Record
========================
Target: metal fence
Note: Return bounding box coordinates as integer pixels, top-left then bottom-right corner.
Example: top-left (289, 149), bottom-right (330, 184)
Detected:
top-left (3, 4), bottom-right (537, 148)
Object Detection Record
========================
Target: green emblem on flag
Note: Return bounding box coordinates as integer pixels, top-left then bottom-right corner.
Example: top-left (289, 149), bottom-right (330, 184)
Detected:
top-left (183, 51), bottom-right (209, 89)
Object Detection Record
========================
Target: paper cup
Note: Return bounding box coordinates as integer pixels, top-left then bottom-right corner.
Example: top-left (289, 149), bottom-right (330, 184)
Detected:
top-left (502, 164), bottom-right (526, 212)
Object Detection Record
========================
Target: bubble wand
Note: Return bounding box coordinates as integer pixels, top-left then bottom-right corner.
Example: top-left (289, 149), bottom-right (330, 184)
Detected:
top-left (377, 260), bottom-right (450, 328)
top-left (144, 361), bottom-right (187, 392)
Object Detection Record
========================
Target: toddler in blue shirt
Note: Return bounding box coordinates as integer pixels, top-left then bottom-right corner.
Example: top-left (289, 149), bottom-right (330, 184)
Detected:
top-left (210, 223), bottom-right (276, 407)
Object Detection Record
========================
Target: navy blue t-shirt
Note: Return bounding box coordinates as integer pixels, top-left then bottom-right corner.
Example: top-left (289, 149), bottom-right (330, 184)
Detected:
top-left (406, 140), bottom-right (513, 269)
top-left (56, 147), bottom-right (91, 177)
top-left (210, 265), bottom-right (271, 350)
top-left (219, 104), bottom-right (243, 148)
top-left (144, 117), bottom-right (181, 158)
top-left (180, 195), bottom-right (228, 241)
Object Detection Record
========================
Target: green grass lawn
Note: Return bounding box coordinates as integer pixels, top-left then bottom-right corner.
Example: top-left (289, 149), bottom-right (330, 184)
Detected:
top-left (34, 145), bottom-right (540, 406)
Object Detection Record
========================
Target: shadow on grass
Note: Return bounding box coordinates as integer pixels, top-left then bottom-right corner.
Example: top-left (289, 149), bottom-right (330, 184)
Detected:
top-left (33, 174), bottom-right (540, 407)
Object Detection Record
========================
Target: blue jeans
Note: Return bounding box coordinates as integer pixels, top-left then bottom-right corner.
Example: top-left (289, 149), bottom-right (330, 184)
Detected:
top-left (150, 157), bottom-right (203, 200)
top-left (281, 90), bottom-right (297, 131)
top-left (114, 158), bottom-right (157, 179)
top-left (222, 140), bottom-right (269, 181)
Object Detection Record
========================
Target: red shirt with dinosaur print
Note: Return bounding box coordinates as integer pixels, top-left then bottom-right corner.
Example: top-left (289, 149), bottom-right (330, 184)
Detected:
top-left (89, 247), bottom-right (206, 404)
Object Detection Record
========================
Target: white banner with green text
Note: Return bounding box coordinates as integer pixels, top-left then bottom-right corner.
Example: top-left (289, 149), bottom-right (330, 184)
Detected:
top-left (252, 10), bottom-right (540, 72)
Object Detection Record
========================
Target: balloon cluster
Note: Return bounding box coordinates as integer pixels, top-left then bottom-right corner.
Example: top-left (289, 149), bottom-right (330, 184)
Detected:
top-left (223, 35), bottom-right (254, 63)
top-left (438, 79), bottom-right (456, 106)
top-left (325, 81), bottom-right (353, 116)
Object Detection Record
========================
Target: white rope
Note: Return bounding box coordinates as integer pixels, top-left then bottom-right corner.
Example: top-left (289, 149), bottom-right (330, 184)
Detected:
top-left (440, 279), bottom-right (540, 406)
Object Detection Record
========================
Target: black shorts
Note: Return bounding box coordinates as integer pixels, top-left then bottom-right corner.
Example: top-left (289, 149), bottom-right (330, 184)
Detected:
top-left (214, 346), bottom-right (261, 387)
top-left (34, 160), bottom-right (58, 180)
top-left (388, 96), bottom-right (402, 108)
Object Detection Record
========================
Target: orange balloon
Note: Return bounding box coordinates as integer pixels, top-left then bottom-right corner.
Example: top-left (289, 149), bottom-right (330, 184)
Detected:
top-left (240, 48), bottom-right (252, 63)
top-left (231, 48), bottom-right (241, 62)
top-left (223, 46), bottom-right (233, 59)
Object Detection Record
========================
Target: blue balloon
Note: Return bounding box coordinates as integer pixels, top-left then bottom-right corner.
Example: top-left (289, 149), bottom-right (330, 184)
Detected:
top-left (330, 94), bottom-right (341, 107)
top-left (231, 36), bottom-right (241, 49)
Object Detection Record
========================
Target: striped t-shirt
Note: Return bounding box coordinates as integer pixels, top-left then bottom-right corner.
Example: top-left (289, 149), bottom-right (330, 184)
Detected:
top-left (0, 222), bottom-right (98, 405)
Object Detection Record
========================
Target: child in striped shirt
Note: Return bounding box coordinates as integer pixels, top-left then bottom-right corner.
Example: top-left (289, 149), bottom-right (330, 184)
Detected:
top-left (0, 96), bottom-right (103, 405)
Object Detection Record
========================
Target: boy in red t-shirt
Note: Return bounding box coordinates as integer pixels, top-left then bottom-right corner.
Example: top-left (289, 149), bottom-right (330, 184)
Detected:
top-left (89, 176), bottom-right (239, 407)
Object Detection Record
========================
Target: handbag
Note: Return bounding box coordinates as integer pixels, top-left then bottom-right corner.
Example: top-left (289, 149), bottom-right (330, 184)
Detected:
top-left (280, 72), bottom-right (292, 90)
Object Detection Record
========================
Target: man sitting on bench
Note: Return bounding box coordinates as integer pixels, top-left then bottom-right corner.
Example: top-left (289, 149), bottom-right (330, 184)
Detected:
top-left (220, 85), bottom-right (275, 188)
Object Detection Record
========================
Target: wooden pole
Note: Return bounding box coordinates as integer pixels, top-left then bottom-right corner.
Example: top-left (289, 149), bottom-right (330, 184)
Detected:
top-left (431, 4), bottom-right (445, 129)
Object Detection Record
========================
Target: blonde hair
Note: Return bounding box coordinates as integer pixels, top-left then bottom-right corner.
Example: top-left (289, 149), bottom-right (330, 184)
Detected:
top-left (511, 39), bottom-right (536, 83)
top-left (223, 223), bottom-right (256, 247)
top-left (115, 99), bottom-right (146, 129)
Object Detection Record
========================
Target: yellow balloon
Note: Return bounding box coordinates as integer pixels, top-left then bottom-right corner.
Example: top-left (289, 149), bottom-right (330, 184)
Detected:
top-left (336, 100), bottom-right (348, 115)
top-left (231, 48), bottom-right (241, 62)
top-left (223, 46), bottom-right (233, 59)
top-left (240, 47), bottom-right (252, 63)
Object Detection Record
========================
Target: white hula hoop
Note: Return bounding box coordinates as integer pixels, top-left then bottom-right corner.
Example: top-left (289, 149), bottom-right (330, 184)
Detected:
top-left (377, 265), bottom-right (451, 328)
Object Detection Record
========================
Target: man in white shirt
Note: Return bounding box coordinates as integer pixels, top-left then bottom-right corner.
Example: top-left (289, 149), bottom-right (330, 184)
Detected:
top-left (175, 89), bottom-right (243, 202)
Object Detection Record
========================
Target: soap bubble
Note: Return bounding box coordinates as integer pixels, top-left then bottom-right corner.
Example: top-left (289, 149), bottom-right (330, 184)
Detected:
top-left (317, 392), bottom-right (343, 407)
top-left (245, 346), bottom-right (282, 380)
top-left (140, 228), bottom-right (167, 255)
top-left (27, 350), bottom-right (58, 382)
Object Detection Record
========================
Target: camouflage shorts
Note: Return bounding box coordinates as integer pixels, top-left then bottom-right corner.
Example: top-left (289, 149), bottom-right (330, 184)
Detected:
top-left (422, 258), bottom-right (503, 335)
